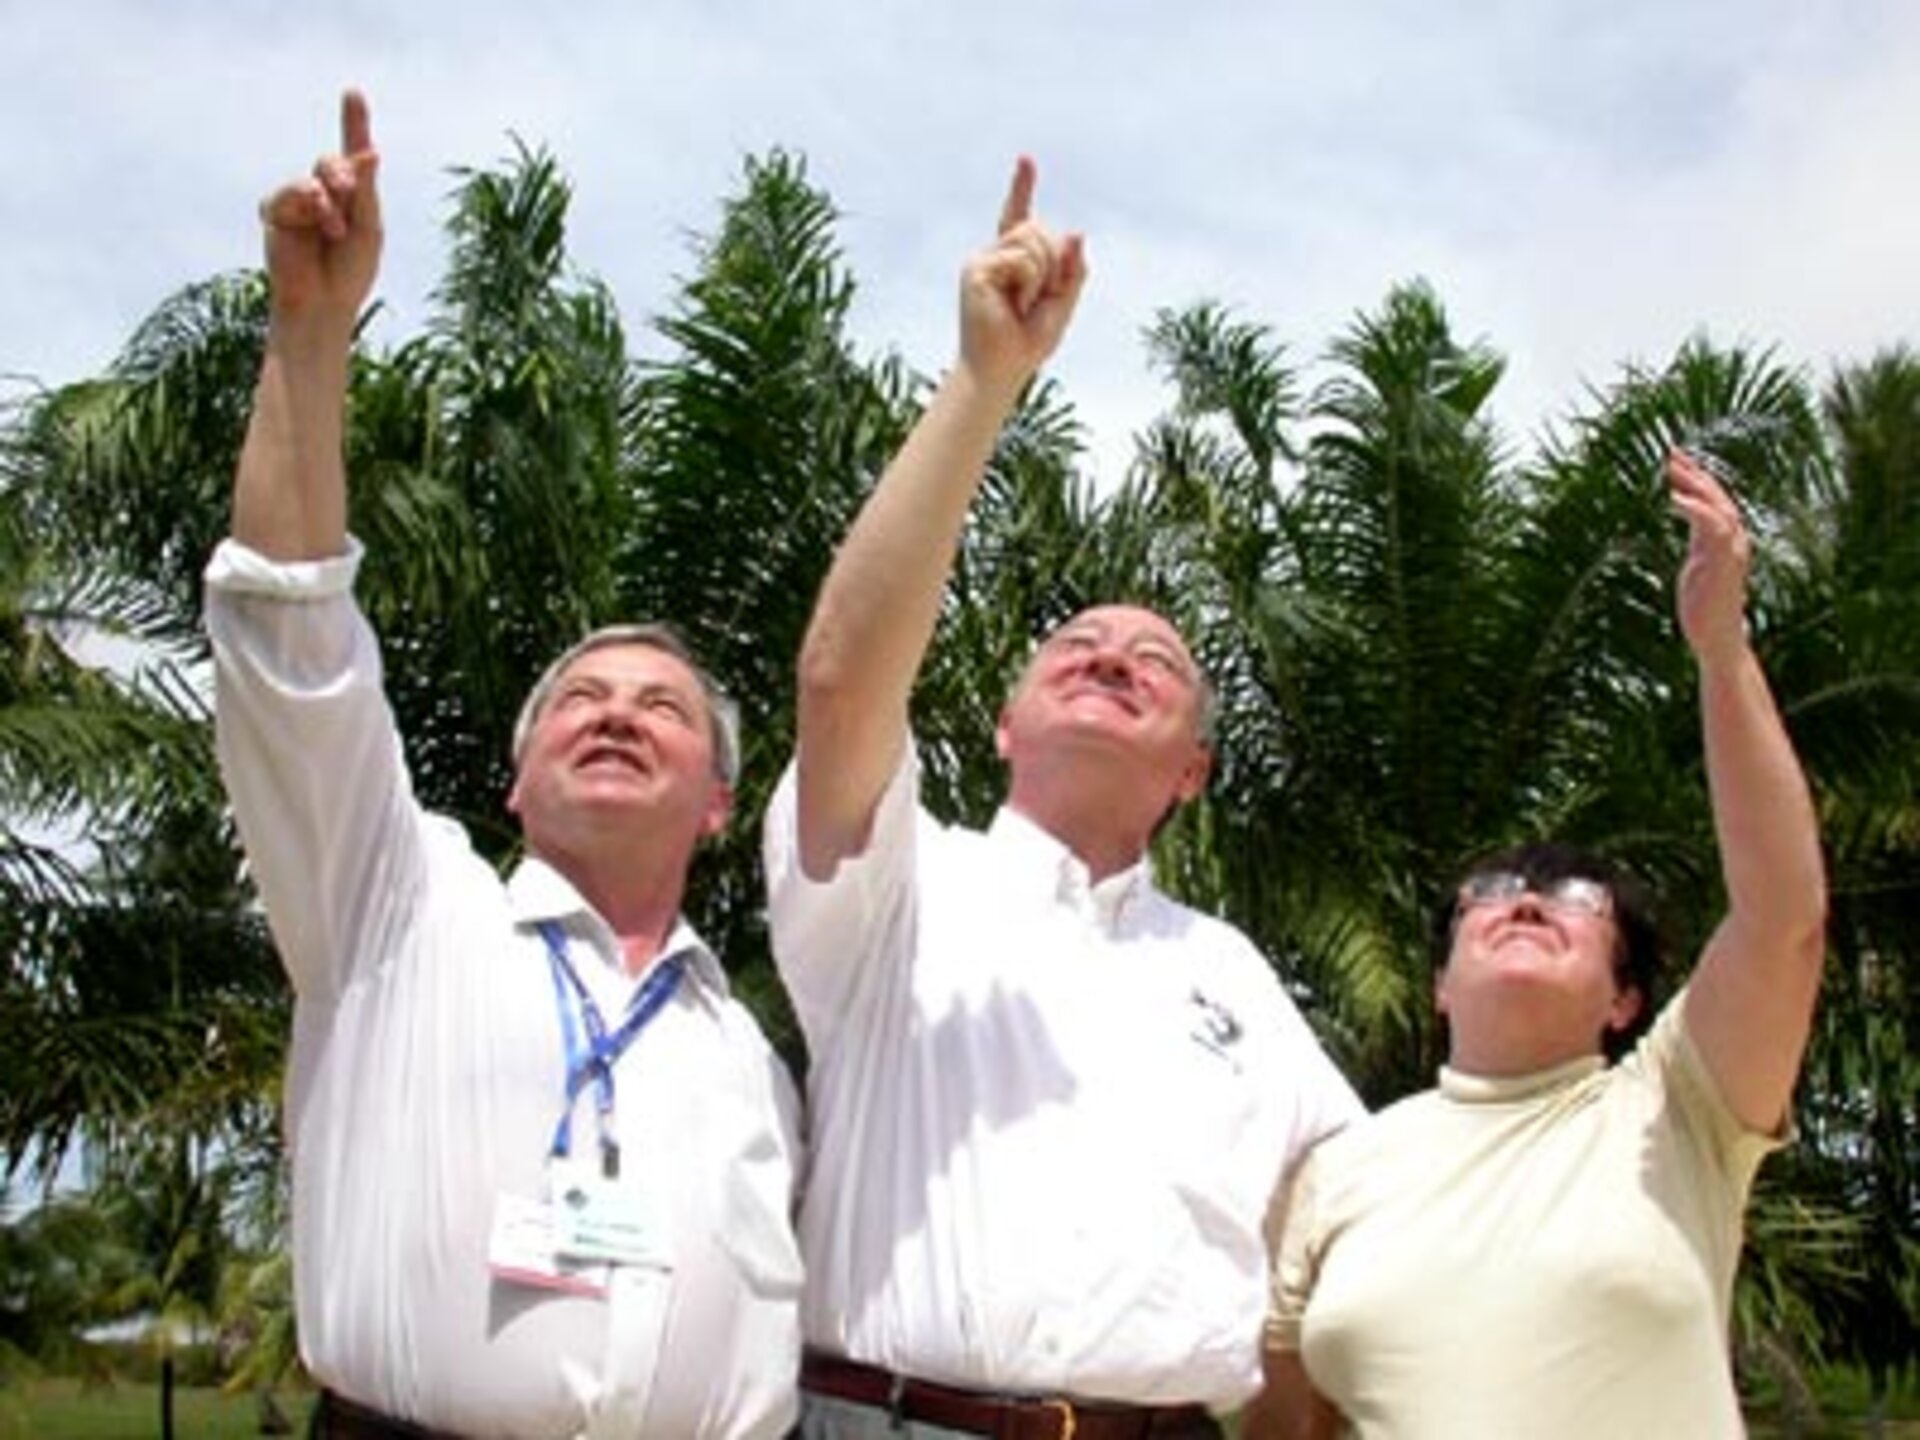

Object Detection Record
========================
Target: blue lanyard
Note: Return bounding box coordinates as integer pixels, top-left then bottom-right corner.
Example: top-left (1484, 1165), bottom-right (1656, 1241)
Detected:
top-left (537, 920), bottom-right (686, 1179)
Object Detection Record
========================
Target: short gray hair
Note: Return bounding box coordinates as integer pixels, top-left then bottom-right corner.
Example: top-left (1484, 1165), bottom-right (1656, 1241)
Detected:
top-left (510, 623), bottom-right (741, 786)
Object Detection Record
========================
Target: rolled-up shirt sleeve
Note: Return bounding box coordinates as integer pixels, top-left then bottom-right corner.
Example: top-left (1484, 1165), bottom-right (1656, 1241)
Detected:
top-left (204, 536), bottom-right (428, 1001)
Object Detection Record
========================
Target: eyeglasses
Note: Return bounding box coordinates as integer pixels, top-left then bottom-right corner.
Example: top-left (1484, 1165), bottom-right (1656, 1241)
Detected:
top-left (1457, 870), bottom-right (1613, 921)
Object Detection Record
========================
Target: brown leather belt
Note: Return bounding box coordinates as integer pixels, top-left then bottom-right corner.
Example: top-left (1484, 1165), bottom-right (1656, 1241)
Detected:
top-left (311, 1389), bottom-right (469, 1440)
top-left (800, 1350), bottom-right (1222, 1439)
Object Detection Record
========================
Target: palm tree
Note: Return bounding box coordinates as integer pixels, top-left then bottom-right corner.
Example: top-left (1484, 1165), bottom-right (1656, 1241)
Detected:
top-left (625, 150), bottom-right (914, 1045)
top-left (7, 124), bottom-right (1914, 1414)
top-left (1785, 350), bottom-right (1920, 1414)
top-left (0, 139), bottom-right (937, 1335)
top-left (0, 373), bottom-right (241, 1179)
top-left (0, 141), bottom-right (639, 1383)
top-left (0, 1179), bottom-right (143, 1376)
top-left (1119, 283), bottom-right (1520, 1095)
top-left (346, 141), bottom-right (642, 857)
top-left (1122, 288), bottom-right (1916, 1397)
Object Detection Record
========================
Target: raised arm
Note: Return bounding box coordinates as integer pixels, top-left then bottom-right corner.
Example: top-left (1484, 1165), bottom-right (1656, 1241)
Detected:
top-left (231, 89), bottom-right (383, 559)
top-left (1670, 449), bottom-right (1828, 1134)
top-left (793, 158), bottom-right (1086, 878)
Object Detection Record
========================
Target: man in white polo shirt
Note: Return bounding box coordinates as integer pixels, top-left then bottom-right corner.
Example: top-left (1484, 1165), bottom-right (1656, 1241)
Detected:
top-left (206, 90), bottom-right (802, 1439)
top-left (763, 158), bottom-right (1362, 1437)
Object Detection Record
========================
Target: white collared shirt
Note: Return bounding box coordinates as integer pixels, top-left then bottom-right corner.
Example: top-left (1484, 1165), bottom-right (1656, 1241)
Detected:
top-left (764, 748), bottom-right (1362, 1410)
top-left (206, 538), bottom-right (802, 1440)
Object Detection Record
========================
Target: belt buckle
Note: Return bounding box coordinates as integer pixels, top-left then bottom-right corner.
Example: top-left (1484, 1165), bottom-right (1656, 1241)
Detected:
top-left (1041, 1398), bottom-right (1076, 1440)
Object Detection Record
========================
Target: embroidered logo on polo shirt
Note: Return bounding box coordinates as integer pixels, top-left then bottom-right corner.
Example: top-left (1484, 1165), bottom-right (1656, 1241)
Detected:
top-left (1187, 988), bottom-right (1244, 1066)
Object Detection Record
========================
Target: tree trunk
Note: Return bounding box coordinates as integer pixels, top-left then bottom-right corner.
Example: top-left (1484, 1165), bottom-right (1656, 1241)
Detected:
top-left (258, 1387), bottom-right (293, 1435)
top-left (160, 1352), bottom-right (176, 1440)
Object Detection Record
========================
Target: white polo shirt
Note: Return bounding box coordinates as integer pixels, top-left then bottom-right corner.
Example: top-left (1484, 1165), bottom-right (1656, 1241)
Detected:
top-left (206, 538), bottom-right (802, 1439)
top-left (764, 748), bottom-right (1361, 1410)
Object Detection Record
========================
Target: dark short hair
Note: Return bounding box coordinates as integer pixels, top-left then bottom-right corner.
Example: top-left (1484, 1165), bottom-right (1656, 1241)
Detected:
top-left (1432, 840), bottom-right (1665, 1062)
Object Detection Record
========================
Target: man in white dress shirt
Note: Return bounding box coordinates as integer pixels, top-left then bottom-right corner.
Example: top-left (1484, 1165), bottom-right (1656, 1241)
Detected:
top-left (764, 159), bottom-right (1362, 1437)
top-left (205, 90), bottom-right (802, 1439)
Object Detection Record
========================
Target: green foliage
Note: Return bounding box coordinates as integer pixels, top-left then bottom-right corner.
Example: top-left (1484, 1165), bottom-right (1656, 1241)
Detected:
top-left (358, 142), bottom-right (640, 854)
top-left (1119, 292), bottom-right (1918, 1381)
top-left (0, 1378), bottom-right (315, 1440)
top-left (0, 133), bottom-right (1913, 1398)
top-left (925, 378), bottom-right (1101, 826)
top-left (629, 150), bottom-right (909, 1028)
top-left (0, 1193), bottom-right (138, 1365)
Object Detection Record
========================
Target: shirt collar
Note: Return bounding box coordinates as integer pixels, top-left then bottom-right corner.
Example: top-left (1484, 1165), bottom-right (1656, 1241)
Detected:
top-left (985, 804), bottom-right (1157, 932)
top-left (506, 856), bottom-right (730, 997)
top-left (1437, 1052), bottom-right (1606, 1104)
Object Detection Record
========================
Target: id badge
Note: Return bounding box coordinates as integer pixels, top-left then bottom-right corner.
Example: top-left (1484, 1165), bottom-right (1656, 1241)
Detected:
top-left (487, 1191), bottom-right (609, 1297)
top-left (547, 1157), bottom-right (672, 1271)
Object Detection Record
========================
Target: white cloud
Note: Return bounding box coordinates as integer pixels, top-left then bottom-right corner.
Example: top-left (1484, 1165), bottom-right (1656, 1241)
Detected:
top-left (6, 0), bottom-right (1917, 480)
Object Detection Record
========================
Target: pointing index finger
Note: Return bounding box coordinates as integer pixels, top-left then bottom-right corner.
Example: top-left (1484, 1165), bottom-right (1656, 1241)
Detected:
top-left (341, 88), bottom-right (374, 158)
top-left (997, 155), bottom-right (1036, 237)
top-left (339, 87), bottom-right (382, 234)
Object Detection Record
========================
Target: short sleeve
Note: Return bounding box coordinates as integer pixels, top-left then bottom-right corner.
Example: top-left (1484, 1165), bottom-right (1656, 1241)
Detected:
top-left (762, 743), bottom-right (922, 1052)
top-left (1265, 1148), bottom-right (1329, 1353)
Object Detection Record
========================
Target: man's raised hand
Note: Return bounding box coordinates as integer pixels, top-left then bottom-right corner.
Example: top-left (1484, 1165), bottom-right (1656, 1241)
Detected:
top-left (957, 156), bottom-right (1087, 397)
top-left (257, 89), bottom-right (383, 337)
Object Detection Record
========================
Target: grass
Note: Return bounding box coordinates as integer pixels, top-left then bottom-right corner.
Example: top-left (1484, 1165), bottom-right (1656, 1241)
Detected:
top-left (0, 1380), bottom-right (315, 1440)
top-left (1745, 1365), bottom-right (1920, 1438)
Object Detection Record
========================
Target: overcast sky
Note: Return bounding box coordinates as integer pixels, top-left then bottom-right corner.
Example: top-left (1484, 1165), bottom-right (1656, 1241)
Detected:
top-left (7, 1), bottom-right (1919, 482)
